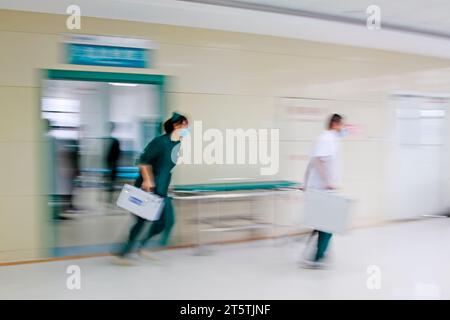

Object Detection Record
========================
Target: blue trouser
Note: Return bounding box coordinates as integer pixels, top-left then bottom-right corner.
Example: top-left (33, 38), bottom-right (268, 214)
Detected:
top-left (117, 197), bottom-right (175, 257)
top-left (313, 230), bottom-right (332, 261)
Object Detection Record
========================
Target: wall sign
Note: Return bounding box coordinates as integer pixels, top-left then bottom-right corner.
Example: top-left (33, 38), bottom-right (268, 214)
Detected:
top-left (62, 34), bottom-right (156, 68)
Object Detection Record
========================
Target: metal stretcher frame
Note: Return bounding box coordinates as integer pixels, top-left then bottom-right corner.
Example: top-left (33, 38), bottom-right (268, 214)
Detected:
top-left (170, 180), bottom-right (301, 253)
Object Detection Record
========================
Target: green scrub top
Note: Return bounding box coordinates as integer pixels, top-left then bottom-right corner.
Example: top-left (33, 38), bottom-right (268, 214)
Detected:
top-left (134, 133), bottom-right (181, 197)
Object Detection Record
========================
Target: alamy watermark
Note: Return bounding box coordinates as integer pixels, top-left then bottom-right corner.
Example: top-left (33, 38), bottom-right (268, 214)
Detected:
top-left (66, 5), bottom-right (81, 30)
top-left (366, 5), bottom-right (381, 30)
top-left (66, 265), bottom-right (81, 290)
top-left (173, 121), bottom-right (280, 176)
top-left (366, 264), bottom-right (381, 290)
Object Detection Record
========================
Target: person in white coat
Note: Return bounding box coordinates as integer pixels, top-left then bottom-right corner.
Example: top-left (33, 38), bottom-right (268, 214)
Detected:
top-left (302, 114), bottom-right (346, 268)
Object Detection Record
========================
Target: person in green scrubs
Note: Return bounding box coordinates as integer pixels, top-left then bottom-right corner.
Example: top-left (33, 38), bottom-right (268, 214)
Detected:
top-left (115, 112), bottom-right (189, 265)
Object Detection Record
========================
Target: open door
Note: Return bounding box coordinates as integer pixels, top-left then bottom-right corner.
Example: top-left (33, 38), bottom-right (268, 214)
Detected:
top-left (40, 70), bottom-right (166, 256)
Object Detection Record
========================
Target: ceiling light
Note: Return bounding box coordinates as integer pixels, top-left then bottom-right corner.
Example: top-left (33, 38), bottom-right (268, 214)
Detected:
top-left (108, 82), bottom-right (138, 87)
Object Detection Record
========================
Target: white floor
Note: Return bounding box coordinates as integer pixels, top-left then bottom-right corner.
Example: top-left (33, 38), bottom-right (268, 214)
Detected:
top-left (1, 218), bottom-right (450, 300)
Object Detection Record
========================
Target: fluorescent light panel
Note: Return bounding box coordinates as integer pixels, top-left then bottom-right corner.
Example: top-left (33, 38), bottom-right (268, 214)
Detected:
top-left (108, 82), bottom-right (138, 87)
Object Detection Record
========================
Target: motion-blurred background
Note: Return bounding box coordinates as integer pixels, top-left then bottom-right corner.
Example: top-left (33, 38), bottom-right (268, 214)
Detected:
top-left (0, 0), bottom-right (449, 263)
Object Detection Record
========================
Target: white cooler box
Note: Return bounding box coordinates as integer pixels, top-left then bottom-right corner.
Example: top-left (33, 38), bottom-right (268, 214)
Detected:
top-left (116, 184), bottom-right (164, 221)
top-left (301, 189), bottom-right (353, 234)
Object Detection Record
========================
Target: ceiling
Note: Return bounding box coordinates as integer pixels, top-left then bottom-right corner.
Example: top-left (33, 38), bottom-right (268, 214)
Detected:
top-left (183, 0), bottom-right (450, 39)
top-left (2, 0), bottom-right (450, 59)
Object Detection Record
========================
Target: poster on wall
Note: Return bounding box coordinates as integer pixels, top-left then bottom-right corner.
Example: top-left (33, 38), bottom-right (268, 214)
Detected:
top-left (275, 97), bottom-right (328, 180)
top-left (276, 97), bottom-right (328, 141)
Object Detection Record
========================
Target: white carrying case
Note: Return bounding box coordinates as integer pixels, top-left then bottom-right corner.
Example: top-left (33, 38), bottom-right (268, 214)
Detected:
top-left (301, 189), bottom-right (353, 234)
top-left (116, 184), bottom-right (164, 221)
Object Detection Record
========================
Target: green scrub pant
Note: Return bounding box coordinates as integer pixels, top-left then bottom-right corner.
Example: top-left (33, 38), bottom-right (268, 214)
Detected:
top-left (118, 197), bottom-right (175, 257)
top-left (314, 230), bottom-right (332, 262)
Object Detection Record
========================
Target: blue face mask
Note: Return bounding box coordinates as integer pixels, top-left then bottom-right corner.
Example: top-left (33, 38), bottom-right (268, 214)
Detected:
top-left (339, 128), bottom-right (349, 138)
top-left (179, 128), bottom-right (190, 138)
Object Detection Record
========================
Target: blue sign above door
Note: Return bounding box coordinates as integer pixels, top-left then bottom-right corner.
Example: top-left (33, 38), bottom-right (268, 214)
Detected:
top-left (67, 44), bottom-right (148, 68)
top-left (63, 34), bottom-right (155, 68)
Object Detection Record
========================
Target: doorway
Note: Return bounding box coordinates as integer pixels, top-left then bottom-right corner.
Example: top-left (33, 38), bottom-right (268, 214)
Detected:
top-left (40, 70), bottom-right (166, 256)
top-left (389, 92), bottom-right (449, 219)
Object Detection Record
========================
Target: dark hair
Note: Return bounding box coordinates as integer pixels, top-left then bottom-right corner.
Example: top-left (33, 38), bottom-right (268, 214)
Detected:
top-left (328, 113), bottom-right (343, 129)
top-left (163, 112), bottom-right (188, 134)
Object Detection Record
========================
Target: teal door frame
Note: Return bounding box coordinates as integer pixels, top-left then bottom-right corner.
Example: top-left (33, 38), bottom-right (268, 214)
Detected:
top-left (41, 69), bottom-right (167, 257)
top-left (44, 69), bottom-right (166, 118)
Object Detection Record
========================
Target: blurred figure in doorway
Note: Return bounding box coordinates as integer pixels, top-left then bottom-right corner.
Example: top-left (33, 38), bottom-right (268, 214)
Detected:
top-left (43, 119), bottom-right (58, 220)
top-left (104, 122), bottom-right (121, 204)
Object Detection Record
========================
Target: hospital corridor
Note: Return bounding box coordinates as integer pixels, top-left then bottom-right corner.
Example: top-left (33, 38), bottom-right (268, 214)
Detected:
top-left (1, 0), bottom-right (450, 309)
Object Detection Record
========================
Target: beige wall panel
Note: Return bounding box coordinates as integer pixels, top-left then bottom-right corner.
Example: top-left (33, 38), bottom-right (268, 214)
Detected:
top-left (0, 87), bottom-right (39, 142)
top-left (0, 195), bottom-right (40, 251)
top-left (0, 142), bottom-right (39, 196)
top-left (167, 92), bottom-right (278, 184)
top-left (0, 31), bottom-right (60, 87)
top-left (1, 10), bottom-right (449, 71)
